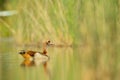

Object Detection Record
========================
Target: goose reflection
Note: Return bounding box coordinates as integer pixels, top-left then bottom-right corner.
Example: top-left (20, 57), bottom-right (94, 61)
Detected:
top-left (21, 58), bottom-right (50, 77)
top-left (21, 58), bottom-right (49, 69)
top-left (19, 40), bottom-right (53, 78)
top-left (21, 58), bottom-right (49, 67)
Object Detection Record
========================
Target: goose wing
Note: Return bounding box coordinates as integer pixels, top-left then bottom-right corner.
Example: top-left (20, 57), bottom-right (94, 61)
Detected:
top-left (26, 51), bottom-right (37, 57)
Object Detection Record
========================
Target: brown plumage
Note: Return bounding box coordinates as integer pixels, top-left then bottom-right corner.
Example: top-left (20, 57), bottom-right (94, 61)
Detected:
top-left (19, 40), bottom-right (53, 60)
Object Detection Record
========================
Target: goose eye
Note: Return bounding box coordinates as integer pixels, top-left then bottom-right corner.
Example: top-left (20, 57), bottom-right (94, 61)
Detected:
top-left (46, 40), bottom-right (50, 45)
top-left (47, 40), bottom-right (50, 43)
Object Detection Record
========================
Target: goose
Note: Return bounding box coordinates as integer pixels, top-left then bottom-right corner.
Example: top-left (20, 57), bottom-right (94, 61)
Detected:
top-left (19, 40), bottom-right (53, 62)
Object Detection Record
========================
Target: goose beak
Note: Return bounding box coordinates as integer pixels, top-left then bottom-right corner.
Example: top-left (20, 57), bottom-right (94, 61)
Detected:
top-left (49, 43), bottom-right (54, 46)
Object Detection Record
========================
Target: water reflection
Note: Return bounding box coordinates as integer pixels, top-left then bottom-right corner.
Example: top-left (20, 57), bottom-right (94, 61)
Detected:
top-left (20, 59), bottom-right (51, 79)
top-left (21, 59), bottom-right (35, 67)
top-left (0, 40), bottom-right (119, 80)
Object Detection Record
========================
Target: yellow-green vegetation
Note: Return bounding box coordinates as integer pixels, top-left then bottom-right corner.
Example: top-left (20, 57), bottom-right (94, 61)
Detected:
top-left (0, 1), bottom-right (120, 80)
top-left (0, 0), bottom-right (120, 47)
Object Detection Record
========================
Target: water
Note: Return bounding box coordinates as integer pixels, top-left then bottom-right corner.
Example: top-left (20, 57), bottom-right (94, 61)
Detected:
top-left (0, 40), bottom-right (120, 80)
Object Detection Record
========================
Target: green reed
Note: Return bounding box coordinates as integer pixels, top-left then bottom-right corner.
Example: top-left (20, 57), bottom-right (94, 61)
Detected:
top-left (0, 1), bottom-right (120, 80)
top-left (0, 0), bottom-right (120, 47)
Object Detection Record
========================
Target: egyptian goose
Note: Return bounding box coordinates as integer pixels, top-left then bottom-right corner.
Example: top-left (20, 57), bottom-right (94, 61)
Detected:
top-left (19, 40), bottom-right (53, 61)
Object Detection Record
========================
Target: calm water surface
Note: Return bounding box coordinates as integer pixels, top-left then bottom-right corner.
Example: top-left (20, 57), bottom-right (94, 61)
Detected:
top-left (0, 40), bottom-right (120, 80)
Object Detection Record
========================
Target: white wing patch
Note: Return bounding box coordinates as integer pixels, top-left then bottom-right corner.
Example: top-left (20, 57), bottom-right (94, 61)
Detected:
top-left (34, 53), bottom-right (49, 65)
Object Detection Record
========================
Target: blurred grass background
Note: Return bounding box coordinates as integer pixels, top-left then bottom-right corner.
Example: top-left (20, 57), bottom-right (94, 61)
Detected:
top-left (0, 0), bottom-right (120, 80)
top-left (0, 0), bottom-right (119, 46)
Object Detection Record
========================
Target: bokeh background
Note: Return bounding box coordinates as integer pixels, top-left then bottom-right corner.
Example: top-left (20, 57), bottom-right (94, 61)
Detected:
top-left (0, 0), bottom-right (120, 80)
